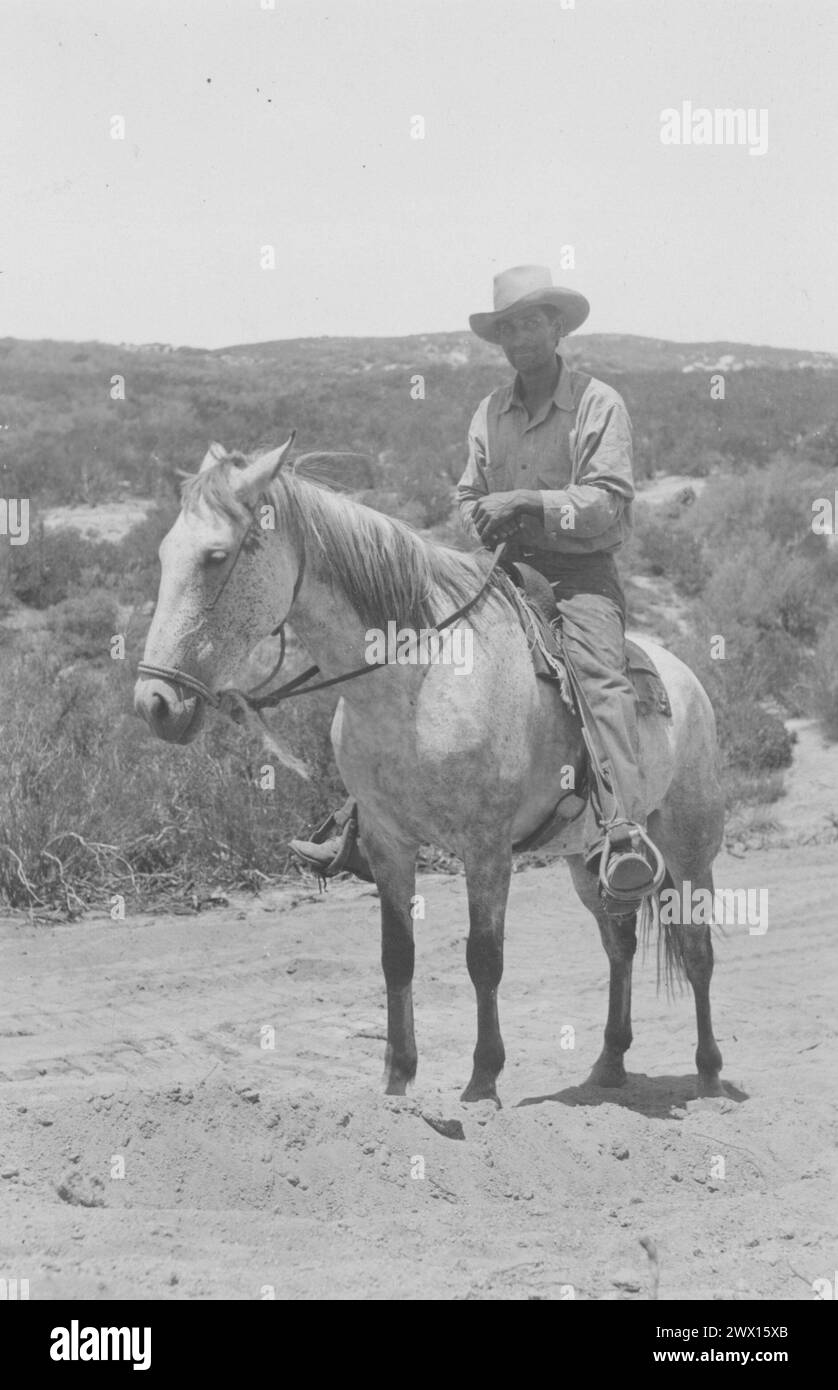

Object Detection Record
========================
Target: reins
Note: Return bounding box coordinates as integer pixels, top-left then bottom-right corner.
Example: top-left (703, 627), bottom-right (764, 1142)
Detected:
top-left (137, 480), bottom-right (507, 714)
top-left (245, 540), bottom-right (506, 711)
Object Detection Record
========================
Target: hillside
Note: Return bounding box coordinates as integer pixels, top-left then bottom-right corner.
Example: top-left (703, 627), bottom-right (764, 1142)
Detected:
top-left (77, 331), bottom-right (838, 375)
top-left (1, 331), bottom-right (836, 517)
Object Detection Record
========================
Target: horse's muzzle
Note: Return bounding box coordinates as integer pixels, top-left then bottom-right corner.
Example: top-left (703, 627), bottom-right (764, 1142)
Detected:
top-left (133, 677), bottom-right (207, 744)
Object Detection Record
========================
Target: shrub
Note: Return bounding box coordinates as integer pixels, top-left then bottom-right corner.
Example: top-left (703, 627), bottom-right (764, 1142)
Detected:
top-left (741, 627), bottom-right (806, 710)
top-left (723, 770), bottom-right (786, 811)
top-left (118, 505), bottom-right (177, 599)
top-left (690, 457), bottom-right (838, 554)
top-left (45, 589), bottom-right (120, 662)
top-left (806, 616), bottom-right (838, 740)
top-left (671, 625), bottom-right (794, 777)
top-left (371, 450), bottom-right (455, 528)
top-left (0, 649), bottom-right (346, 911)
top-left (702, 546), bottom-right (828, 649)
top-left (9, 527), bottom-right (87, 607)
top-left (721, 701), bottom-right (794, 773)
top-left (633, 513), bottom-right (708, 596)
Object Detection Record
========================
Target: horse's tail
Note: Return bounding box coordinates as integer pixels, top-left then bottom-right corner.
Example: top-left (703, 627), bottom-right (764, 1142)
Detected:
top-left (637, 884), bottom-right (687, 997)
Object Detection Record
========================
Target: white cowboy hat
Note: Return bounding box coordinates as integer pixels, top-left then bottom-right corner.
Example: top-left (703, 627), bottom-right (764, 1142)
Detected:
top-left (469, 264), bottom-right (590, 343)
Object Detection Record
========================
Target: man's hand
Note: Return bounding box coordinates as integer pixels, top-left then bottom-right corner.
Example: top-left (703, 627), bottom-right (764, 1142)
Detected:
top-left (471, 490), bottom-right (543, 545)
top-left (472, 491), bottom-right (525, 544)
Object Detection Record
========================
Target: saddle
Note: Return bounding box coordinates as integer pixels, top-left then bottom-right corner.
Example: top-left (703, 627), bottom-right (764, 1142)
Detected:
top-left (505, 561), bottom-right (672, 719)
top-left (505, 561), bottom-right (671, 855)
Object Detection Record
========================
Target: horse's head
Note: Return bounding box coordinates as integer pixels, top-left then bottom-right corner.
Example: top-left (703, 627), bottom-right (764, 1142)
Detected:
top-left (134, 434), bottom-right (298, 743)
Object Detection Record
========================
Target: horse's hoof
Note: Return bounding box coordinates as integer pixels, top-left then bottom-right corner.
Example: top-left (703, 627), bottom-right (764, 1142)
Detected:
top-left (384, 1076), bottom-right (409, 1096)
top-left (696, 1074), bottom-right (726, 1098)
top-left (587, 1060), bottom-right (627, 1088)
top-left (461, 1080), bottom-right (501, 1107)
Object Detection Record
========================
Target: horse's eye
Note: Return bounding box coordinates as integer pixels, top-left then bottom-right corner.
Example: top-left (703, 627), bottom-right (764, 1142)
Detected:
top-left (206, 550), bottom-right (228, 565)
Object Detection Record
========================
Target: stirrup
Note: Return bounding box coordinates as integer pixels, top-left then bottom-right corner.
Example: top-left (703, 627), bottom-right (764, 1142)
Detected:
top-left (598, 824), bottom-right (666, 913)
top-left (289, 801), bottom-right (375, 884)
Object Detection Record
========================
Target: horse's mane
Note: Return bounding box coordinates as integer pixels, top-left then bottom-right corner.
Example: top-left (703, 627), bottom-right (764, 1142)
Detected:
top-left (181, 455), bottom-right (503, 631)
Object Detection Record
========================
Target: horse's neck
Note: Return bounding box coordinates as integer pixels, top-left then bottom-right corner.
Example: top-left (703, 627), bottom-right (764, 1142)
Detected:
top-left (289, 572), bottom-right (419, 705)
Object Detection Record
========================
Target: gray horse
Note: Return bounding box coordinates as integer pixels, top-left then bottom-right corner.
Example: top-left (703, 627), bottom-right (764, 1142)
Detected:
top-left (134, 439), bottom-right (726, 1103)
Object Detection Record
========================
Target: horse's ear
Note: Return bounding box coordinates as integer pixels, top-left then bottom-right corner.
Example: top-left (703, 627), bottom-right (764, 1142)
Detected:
top-left (199, 442), bottom-right (227, 472)
top-left (233, 432), bottom-right (297, 498)
top-left (256, 430), bottom-right (297, 478)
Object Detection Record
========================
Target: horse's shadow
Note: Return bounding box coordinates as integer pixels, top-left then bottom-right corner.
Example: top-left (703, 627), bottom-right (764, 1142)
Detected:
top-left (517, 1073), bottom-right (749, 1120)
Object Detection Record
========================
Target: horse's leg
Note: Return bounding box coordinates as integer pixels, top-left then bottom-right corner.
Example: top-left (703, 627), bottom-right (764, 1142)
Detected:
top-left (461, 844), bottom-right (511, 1104)
top-left (673, 868), bottom-right (724, 1097)
top-left (568, 855), bottom-right (635, 1087)
top-left (357, 819), bottom-right (420, 1096)
top-left (646, 802), bottom-right (725, 1098)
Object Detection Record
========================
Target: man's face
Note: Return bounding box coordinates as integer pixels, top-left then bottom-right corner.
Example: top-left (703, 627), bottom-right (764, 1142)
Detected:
top-left (496, 306), bottom-right (561, 372)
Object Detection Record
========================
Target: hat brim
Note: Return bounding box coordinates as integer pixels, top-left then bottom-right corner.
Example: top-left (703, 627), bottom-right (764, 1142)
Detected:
top-left (469, 287), bottom-right (590, 343)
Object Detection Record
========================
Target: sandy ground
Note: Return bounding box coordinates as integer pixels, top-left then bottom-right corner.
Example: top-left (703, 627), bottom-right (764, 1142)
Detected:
top-left (0, 826), bottom-right (835, 1301)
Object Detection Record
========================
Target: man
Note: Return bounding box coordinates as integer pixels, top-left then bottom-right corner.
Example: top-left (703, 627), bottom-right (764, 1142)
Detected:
top-left (456, 264), bottom-right (656, 902)
top-left (291, 264), bottom-right (658, 905)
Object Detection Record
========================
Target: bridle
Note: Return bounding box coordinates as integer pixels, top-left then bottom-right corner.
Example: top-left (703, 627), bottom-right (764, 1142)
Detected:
top-left (137, 485), bottom-right (506, 715)
top-left (137, 486), bottom-right (306, 707)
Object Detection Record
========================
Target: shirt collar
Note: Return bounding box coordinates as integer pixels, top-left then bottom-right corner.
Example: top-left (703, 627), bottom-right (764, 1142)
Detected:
top-left (502, 353), bottom-right (575, 415)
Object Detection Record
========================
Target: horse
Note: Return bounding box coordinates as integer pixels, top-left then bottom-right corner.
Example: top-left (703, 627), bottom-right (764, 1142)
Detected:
top-left (134, 437), bottom-right (726, 1104)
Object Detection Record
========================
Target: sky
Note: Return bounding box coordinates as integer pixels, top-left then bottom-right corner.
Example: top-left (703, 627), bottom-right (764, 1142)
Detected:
top-left (1, 0), bottom-right (836, 351)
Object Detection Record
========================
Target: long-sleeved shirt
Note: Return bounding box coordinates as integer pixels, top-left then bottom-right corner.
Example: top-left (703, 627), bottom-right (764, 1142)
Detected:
top-left (456, 355), bottom-right (634, 558)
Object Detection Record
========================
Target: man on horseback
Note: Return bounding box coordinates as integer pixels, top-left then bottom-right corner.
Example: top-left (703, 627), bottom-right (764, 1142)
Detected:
top-left (291, 263), bottom-right (659, 907)
top-left (456, 264), bottom-right (658, 905)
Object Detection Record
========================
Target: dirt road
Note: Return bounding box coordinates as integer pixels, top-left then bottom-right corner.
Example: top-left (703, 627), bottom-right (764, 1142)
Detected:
top-left (1, 834), bottom-right (835, 1301)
